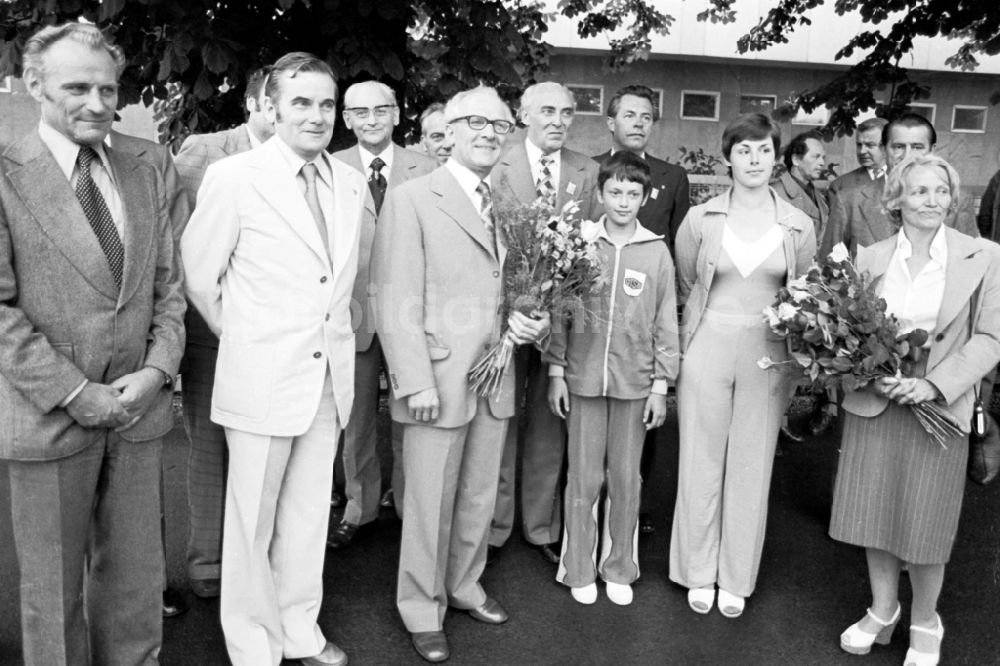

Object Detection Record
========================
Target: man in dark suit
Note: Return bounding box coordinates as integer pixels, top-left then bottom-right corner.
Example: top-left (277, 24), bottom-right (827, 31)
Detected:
top-left (489, 81), bottom-right (599, 565)
top-left (374, 84), bottom-right (550, 663)
top-left (594, 84), bottom-right (690, 535)
top-left (0, 23), bottom-right (186, 664)
top-left (594, 84), bottom-right (690, 251)
top-left (774, 130), bottom-right (829, 241)
top-left (172, 66), bottom-right (273, 598)
top-left (329, 81), bottom-right (437, 547)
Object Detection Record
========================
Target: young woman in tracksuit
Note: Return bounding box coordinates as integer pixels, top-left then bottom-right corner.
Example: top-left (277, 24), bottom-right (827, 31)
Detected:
top-left (546, 151), bottom-right (680, 606)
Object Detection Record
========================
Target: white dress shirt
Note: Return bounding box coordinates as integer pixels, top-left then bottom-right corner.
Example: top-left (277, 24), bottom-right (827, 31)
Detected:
top-left (445, 158), bottom-right (493, 215)
top-left (358, 144), bottom-right (393, 182)
top-left (882, 225), bottom-right (947, 343)
top-left (525, 139), bottom-right (560, 191)
top-left (272, 137), bottom-right (335, 225)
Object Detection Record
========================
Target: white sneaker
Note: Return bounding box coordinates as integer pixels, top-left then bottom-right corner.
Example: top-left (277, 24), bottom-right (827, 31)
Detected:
top-left (605, 582), bottom-right (633, 606)
top-left (570, 583), bottom-right (598, 605)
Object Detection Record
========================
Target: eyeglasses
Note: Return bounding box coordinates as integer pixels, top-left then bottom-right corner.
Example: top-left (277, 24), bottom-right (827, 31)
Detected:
top-left (448, 115), bottom-right (514, 134)
top-left (343, 105), bottom-right (397, 120)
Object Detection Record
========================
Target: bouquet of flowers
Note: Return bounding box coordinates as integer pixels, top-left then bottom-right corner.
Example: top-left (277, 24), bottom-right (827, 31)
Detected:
top-left (468, 199), bottom-right (608, 397)
top-left (759, 243), bottom-right (964, 448)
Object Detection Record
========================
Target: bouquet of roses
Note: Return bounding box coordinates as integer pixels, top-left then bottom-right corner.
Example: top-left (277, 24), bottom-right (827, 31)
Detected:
top-left (468, 199), bottom-right (608, 397)
top-left (759, 243), bottom-right (964, 448)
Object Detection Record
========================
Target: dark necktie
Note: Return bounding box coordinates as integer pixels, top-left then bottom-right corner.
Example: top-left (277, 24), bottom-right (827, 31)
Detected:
top-left (475, 180), bottom-right (497, 255)
top-left (75, 146), bottom-right (124, 287)
top-left (299, 163), bottom-right (331, 258)
top-left (369, 157), bottom-right (387, 215)
top-left (536, 154), bottom-right (556, 207)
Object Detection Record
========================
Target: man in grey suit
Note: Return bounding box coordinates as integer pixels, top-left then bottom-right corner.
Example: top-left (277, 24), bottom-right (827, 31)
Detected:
top-left (374, 85), bottom-right (550, 662)
top-left (172, 66), bottom-right (273, 598)
top-left (774, 130), bottom-right (829, 242)
top-left (420, 102), bottom-right (452, 166)
top-left (489, 81), bottom-right (599, 565)
top-left (0, 23), bottom-right (185, 664)
top-left (329, 81), bottom-right (437, 547)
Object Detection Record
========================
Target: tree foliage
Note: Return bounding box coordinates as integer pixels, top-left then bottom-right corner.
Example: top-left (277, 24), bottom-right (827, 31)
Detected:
top-left (702, 0), bottom-right (1000, 135)
top-left (0, 0), bottom-right (669, 148)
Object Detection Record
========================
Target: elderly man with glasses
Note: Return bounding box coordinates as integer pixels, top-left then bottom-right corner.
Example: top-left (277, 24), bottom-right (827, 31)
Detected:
top-left (330, 81), bottom-right (437, 548)
top-left (374, 85), bottom-right (551, 663)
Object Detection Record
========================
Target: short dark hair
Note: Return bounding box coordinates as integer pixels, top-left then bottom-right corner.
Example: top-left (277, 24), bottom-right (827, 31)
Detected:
top-left (856, 117), bottom-right (887, 135)
top-left (265, 52), bottom-right (337, 106)
top-left (883, 112), bottom-right (937, 148)
top-left (606, 84), bottom-right (659, 122)
top-left (783, 130), bottom-right (822, 170)
top-left (722, 113), bottom-right (781, 160)
top-left (598, 151), bottom-right (652, 195)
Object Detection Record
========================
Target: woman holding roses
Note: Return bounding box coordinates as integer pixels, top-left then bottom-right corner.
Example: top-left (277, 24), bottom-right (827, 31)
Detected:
top-left (668, 114), bottom-right (815, 617)
top-left (830, 154), bottom-right (1000, 666)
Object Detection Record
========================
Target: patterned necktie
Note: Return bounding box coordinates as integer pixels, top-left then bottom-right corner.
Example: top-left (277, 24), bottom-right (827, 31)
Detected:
top-left (75, 146), bottom-right (124, 287)
top-left (536, 154), bottom-right (556, 208)
top-left (475, 180), bottom-right (497, 255)
top-left (299, 163), bottom-right (331, 258)
top-left (369, 157), bottom-right (387, 215)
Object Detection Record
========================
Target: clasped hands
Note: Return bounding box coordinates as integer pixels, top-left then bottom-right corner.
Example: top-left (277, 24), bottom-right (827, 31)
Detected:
top-left (408, 311), bottom-right (552, 423)
top-left (65, 367), bottom-right (166, 431)
top-left (871, 375), bottom-right (941, 406)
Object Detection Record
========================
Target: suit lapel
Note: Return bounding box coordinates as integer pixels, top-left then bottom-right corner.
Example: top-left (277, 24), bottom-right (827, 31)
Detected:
top-left (497, 143), bottom-right (536, 206)
top-left (328, 161), bottom-right (364, 285)
top-left (433, 169), bottom-right (495, 259)
top-left (860, 176), bottom-right (891, 241)
top-left (6, 132), bottom-right (119, 299)
top-left (935, 230), bottom-right (989, 335)
top-left (557, 149), bottom-right (583, 210)
top-left (388, 144), bottom-right (408, 189)
top-left (248, 141), bottom-right (330, 267)
top-left (342, 146), bottom-right (378, 220)
top-left (107, 147), bottom-right (155, 304)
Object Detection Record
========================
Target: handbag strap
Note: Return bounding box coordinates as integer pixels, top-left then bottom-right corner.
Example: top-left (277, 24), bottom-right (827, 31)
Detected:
top-left (970, 282), bottom-right (984, 402)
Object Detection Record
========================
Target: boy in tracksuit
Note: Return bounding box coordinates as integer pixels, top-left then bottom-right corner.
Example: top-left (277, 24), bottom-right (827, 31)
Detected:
top-left (546, 151), bottom-right (680, 606)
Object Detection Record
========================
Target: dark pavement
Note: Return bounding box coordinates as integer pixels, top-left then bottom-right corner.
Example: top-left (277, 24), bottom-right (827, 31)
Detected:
top-left (2, 400), bottom-right (1000, 665)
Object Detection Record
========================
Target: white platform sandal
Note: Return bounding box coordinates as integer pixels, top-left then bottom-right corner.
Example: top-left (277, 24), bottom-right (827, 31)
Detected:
top-left (840, 603), bottom-right (901, 654)
top-left (904, 614), bottom-right (943, 666)
top-left (687, 587), bottom-right (715, 614)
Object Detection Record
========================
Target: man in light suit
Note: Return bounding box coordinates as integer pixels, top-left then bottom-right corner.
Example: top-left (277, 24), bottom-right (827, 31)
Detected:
top-left (821, 113), bottom-right (978, 256)
top-left (593, 84), bottom-right (690, 251)
top-left (172, 66), bottom-right (274, 599)
top-left (181, 52), bottom-right (365, 666)
top-left (489, 81), bottom-right (599, 565)
top-left (0, 23), bottom-right (186, 664)
top-left (374, 85), bottom-right (550, 663)
top-left (774, 130), bottom-right (830, 242)
top-left (593, 83), bottom-right (690, 536)
top-left (329, 81), bottom-right (437, 546)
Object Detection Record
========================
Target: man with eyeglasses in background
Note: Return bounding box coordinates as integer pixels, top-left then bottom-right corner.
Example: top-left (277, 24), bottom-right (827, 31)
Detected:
top-left (488, 81), bottom-right (599, 568)
top-left (330, 81), bottom-right (436, 549)
top-left (374, 85), bottom-right (551, 663)
top-left (420, 102), bottom-right (452, 166)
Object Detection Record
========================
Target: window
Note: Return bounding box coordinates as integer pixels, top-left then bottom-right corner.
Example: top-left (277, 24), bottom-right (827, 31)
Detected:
top-left (793, 106), bottom-right (830, 126)
top-left (739, 94), bottom-right (776, 115)
top-left (905, 103), bottom-right (936, 124)
top-left (566, 85), bottom-right (603, 116)
top-left (0, 76), bottom-right (11, 93)
top-left (650, 88), bottom-right (664, 119)
top-left (952, 106), bottom-right (987, 133)
top-left (680, 91), bottom-right (719, 121)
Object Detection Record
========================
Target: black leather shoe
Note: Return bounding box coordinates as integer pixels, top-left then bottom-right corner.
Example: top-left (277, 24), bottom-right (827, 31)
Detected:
top-left (535, 542), bottom-right (560, 564)
top-left (162, 587), bottom-right (189, 618)
top-left (779, 424), bottom-right (804, 444)
top-left (326, 520), bottom-right (358, 549)
top-left (190, 578), bottom-right (221, 599)
top-left (330, 490), bottom-right (344, 508)
top-left (411, 631), bottom-right (449, 662)
top-left (486, 544), bottom-right (500, 566)
top-left (639, 513), bottom-right (656, 536)
top-left (809, 409), bottom-right (836, 436)
top-left (467, 597), bottom-right (508, 624)
top-left (380, 488), bottom-right (395, 508)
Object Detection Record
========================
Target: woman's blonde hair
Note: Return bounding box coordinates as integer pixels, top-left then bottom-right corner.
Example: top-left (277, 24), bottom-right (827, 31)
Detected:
top-left (882, 153), bottom-right (961, 224)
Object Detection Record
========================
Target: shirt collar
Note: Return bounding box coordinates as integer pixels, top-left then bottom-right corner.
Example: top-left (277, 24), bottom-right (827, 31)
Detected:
top-left (445, 158), bottom-right (491, 198)
top-left (246, 125), bottom-right (263, 149)
top-left (358, 143), bottom-right (393, 173)
top-left (868, 166), bottom-right (886, 180)
top-left (610, 147), bottom-right (646, 160)
top-left (592, 216), bottom-right (661, 246)
top-left (39, 121), bottom-right (113, 184)
top-left (271, 135), bottom-right (333, 187)
top-left (525, 139), bottom-right (559, 167)
top-left (895, 223), bottom-right (948, 267)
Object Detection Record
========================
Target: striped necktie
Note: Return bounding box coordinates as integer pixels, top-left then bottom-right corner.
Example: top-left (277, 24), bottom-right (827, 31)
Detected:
top-left (536, 154), bottom-right (556, 208)
top-left (75, 146), bottom-right (124, 287)
top-left (475, 180), bottom-right (497, 254)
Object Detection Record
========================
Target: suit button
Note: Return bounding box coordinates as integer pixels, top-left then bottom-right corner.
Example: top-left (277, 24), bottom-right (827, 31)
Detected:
top-left (325, 313), bottom-right (330, 321)
top-left (320, 276), bottom-right (328, 283)
top-left (493, 271), bottom-right (500, 278)
top-left (484, 343), bottom-right (490, 350)
top-left (935, 333), bottom-right (944, 341)
top-left (313, 351), bottom-right (322, 359)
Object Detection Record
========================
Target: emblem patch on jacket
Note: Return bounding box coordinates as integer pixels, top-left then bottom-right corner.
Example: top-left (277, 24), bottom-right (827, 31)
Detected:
top-left (623, 269), bottom-right (646, 296)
